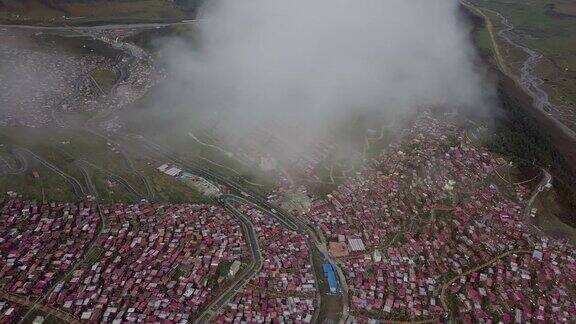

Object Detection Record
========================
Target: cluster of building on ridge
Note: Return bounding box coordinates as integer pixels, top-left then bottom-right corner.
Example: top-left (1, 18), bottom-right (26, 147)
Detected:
top-left (0, 42), bottom-right (111, 127)
top-left (0, 28), bottom-right (163, 129)
top-left (305, 112), bottom-right (576, 322)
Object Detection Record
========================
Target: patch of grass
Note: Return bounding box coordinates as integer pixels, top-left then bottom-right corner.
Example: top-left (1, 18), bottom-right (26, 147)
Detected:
top-left (92, 171), bottom-right (139, 204)
top-left (0, 0), bottom-right (62, 22)
top-left (216, 260), bottom-right (233, 277)
top-left (0, 164), bottom-right (75, 202)
top-left (552, 2), bottom-right (576, 16)
top-left (434, 209), bottom-right (454, 220)
top-left (532, 188), bottom-right (576, 244)
top-left (470, 0), bottom-right (576, 122)
top-left (65, 0), bottom-right (184, 20)
top-left (475, 26), bottom-right (493, 55)
top-left (0, 0), bottom-right (188, 24)
top-left (0, 34), bottom-right (40, 51)
top-left (83, 246), bottom-right (106, 265)
top-left (91, 68), bottom-right (116, 92)
top-left (305, 182), bottom-right (337, 199)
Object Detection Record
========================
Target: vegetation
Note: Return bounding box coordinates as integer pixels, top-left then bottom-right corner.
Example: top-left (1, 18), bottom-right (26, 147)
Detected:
top-left (469, 0), bottom-right (576, 119)
top-left (91, 67), bottom-right (116, 92)
top-left (474, 26), bottom-right (493, 56)
top-left (0, 127), bottom-right (206, 204)
top-left (462, 0), bottom-right (576, 229)
top-left (0, 0), bottom-right (191, 25)
top-left (484, 86), bottom-right (576, 227)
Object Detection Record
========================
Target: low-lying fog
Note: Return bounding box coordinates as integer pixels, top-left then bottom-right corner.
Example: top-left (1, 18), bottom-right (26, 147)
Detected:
top-left (150, 0), bottom-right (495, 156)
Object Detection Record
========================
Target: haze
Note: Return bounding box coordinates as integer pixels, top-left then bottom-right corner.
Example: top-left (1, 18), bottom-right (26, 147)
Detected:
top-left (161, 0), bottom-right (494, 152)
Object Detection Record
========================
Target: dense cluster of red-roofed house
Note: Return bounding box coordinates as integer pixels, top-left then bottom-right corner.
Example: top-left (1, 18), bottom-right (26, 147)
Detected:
top-left (0, 197), bottom-right (319, 323)
top-left (0, 200), bottom-right (101, 296)
top-left (0, 299), bottom-right (20, 322)
top-left (216, 203), bottom-right (317, 323)
top-left (1, 110), bottom-right (576, 323)
top-left (46, 203), bottom-right (248, 322)
top-left (0, 200), bottom-right (250, 322)
top-left (304, 111), bottom-right (576, 322)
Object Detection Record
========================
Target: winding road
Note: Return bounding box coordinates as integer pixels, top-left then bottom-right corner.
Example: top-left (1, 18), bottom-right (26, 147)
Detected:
top-left (194, 197), bottom-right (264, 323)
top-left (523, 168), bottom-right (552, 226)
top-left (13, 148), bottom-right (86, 198)
top-left (0, 150), bottom-right (28, 175)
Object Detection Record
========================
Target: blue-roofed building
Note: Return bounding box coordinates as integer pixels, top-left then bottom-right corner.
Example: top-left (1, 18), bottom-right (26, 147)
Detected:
top-left (323, 263), bottom-right (338, 294)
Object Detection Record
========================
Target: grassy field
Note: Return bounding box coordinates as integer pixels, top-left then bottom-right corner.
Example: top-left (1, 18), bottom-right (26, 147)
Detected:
top-left (469, 0), bottom-right (576, 115)
top-left (0, 126), bottom-right (205, 203)
top-left (474, 24), bottom-right (493, 56)
top-left (0, 155), bottom-right (77, 202)
top-left (91, 67), bottom-right (116, 92)
top-left (549, 0), bottom-right (576, 16)
top-left (0, 0), bottom-right (188, 24)
top-left (65, 0), bottom-right (185, 20)
top-left (0, 0), bottom-right (62, 22)
top-left (533, 188), bottom-right (576, 243)
top-left (0, 33), bottom-right (41, 51)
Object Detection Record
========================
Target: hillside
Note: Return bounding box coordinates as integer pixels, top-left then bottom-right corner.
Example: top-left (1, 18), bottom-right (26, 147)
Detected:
top-left (0, 0), bottom-right (202, 25)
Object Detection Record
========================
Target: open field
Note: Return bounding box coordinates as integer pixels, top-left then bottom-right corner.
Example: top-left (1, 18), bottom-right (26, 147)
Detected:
top-left (0, 154), bottom-right (77, 202)
top-left (90, 67), bottom-right (116, 92)
top-left (549, 0), bottom-right (576, 16)
top-left (0, 0), bottom-right (190, 25)
top-left (64, 0), bottom-right (184, 20)
top-left (0, 126), bottom-right (205, 203)
top-left (533, 188), bottom-right (576, 244)
top-left (469, 0), bottom-right (576, 124)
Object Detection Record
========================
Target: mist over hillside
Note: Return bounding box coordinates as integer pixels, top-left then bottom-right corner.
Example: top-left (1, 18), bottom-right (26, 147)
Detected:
top-left (149, 0), bottom-right (496, 153)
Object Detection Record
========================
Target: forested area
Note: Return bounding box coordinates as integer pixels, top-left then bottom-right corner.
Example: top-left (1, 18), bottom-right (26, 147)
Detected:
top-left (489, 86), bottom-right (576, 226)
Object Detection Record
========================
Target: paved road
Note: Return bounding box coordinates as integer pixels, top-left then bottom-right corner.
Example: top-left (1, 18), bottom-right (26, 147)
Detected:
top-left (194, 197), bottom-right (263, 323)
top-left (0, 151), bottom-right (27, 175)
top-left (523, 168), bottom-right (552, 224)
top-left (14, 148), bottom-right (86, 198)
top-left (75, 162), bottom-right (98, 197)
